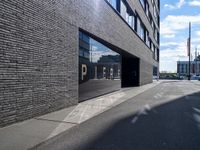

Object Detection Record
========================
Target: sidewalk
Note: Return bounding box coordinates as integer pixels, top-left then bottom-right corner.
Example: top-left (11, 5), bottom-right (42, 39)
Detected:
top-left (0, 81), bottom-right (160, 150)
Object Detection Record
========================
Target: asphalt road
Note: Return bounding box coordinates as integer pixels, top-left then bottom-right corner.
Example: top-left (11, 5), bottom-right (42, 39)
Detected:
top-left (34, 80), bottom-right (200, 150)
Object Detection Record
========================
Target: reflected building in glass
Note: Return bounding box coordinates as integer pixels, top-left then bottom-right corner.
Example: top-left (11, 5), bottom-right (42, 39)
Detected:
top-left (79, 32), bottom-right (121, 101)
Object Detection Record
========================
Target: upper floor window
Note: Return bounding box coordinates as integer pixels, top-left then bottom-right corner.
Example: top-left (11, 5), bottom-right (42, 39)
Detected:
top-left (107, 0), bottom-right (117, 9)
top-left (107, 0), bottom-right (136, 31)
top-left (128, 15), bottom-right (135, 28)
top-left (157, 32), bottom-right (159, 44)
top-left (146, 31), bottom-right (150, 47)
top-left (157, 48), bottom-right (159, 61)
top-left (137, 17), bottom-right (145, 41)
top-left (145, 2), bottom-right (149, 18)
top-left (154, 47), bottom-right (157, 60)
top-left (120, 0), bottom-right (127, 20)
top-left (151, 43), bottom-right (154, 52)
top-left (140, 0), bottom-right (145, 8)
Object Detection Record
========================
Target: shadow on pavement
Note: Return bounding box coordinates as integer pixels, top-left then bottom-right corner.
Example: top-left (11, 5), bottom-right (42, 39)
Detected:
top-left (80, 91), bottom-right (200, 150)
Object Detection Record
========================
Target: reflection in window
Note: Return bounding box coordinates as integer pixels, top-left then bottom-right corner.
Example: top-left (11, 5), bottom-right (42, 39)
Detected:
top-left (140, 0), bottom-right (145, 8)
top-left (120, 0), bottom-right (127, 20)
top-left (146, 31), bottom-right (150, 47)
top-left (128, 15), bottom-right (134, 27)
top-left (151, 43), bottom-right (154, 52)
top-left (137, 18), bottom-right (145, 41)
top-left (146, 2), bottom-right (149, 18)
top-left (153, 66), bottom-right (158, 76)
top-left (107, 0), bottom-right (117, 9)
top-left (79, 31), bottom-right (121, 101)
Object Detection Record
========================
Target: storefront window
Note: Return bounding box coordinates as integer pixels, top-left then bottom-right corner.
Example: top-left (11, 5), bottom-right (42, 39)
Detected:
top-left (79, 31), bottom-right (121, 101)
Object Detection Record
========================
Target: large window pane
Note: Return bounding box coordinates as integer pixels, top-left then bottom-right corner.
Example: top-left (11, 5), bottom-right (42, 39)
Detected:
top-left (79, 31), bottom-right (121, 102)
top-left (140, 0), bottom-right (145, 8)
top-left (107, 0), bottom-right (117, 9)
top-left (140, 26), bottom-right (145, 40)
top-left (120, 0), bottom-right (127, 20)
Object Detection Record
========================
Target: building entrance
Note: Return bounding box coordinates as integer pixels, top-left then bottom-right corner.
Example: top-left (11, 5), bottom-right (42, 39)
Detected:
top-left (121, 55), bottom-right (139, 87)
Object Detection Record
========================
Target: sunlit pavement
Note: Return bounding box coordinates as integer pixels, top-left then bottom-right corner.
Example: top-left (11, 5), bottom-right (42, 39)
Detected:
top-left (0, 81), bottom-right (159, 150)
top-left (32, 80), bottom-right (200, 150)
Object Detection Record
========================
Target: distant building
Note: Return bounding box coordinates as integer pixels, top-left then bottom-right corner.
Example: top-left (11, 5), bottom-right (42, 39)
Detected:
top-left (177, 55), bottom-right (200, 76)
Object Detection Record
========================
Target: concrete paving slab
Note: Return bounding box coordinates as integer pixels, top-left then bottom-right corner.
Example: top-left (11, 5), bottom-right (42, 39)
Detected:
top-left (82, 91), bottom-right (126, 107)
top-left (0, 81), bottom-right (161, 150)
top-left (0, 119), bottom-right (75, 150)
top-left (37, 105), bottom-right (76, 123)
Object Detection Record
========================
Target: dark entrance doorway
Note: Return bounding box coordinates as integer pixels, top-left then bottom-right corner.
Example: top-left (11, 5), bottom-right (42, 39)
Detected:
top-left (121, 55), bottom-right (140, 87)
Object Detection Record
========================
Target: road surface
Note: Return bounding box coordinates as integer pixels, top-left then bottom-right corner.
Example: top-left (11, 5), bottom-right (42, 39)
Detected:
top-left (34, 80), bottom-right (200, 150)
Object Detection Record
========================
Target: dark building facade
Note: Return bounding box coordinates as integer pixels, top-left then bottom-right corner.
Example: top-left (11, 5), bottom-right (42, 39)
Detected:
top-left (0, 0), bottom-right (160, 126)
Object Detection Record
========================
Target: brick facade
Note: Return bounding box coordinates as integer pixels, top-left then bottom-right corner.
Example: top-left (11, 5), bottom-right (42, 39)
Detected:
top-left (0, 0), bottom-right (159, 127)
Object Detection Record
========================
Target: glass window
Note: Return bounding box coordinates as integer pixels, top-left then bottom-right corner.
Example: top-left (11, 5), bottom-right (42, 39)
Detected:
top-left (82, 34), bottom-right (90, 44)
top-left (153, 66), bottom-right (158, 76)
top-left (146, 31), bottom-right (150, 47)
top-left (155, 47), bottom-right (157, 60)
top-left (153, 5), bottom-right (157, 21)
top-left (137, 18), bottom-right (141, 35)
top-left (120, 0), bottom-right (127, 20)
top-left (146, 2), bottom-right (149, 18)
top-left (154, 29), bottom-right (157, 41)
top-left (107, 0), bottom-right (117, 9)
top-left (151, 43), bottom-right (154, 52)
top-left (128, 15), bottom-right (134, 27)
top-left (157, 48), bottom-right (159, 61)
top-left (140, 26), bottom-right (145, 40)
top-left (137, 17), bottom-right (145, 41)
top-left (140, 0), bottom-right (145, 8)
top-left (79, 31), bottom-right (121, 102)
top-left (126, 12), bottom-right (129, 23)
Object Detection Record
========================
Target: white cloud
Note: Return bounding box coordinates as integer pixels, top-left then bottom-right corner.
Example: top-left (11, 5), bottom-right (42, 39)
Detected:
top-left (192, 38), bottom-right (200, 42)
top-left (164, 0), bottom-right (185, 9)
top-left (160, 39), bottom-right (200, 72)
top-left (160, 14), bottom-right (200, 36)
top-left (189, 0), bottom-right (200, 6)
top-left (177, 0), bottom-right (186, 8)
top-left (163, 34), bottom-right (175, 38)
top-left (160, 42), bottom-right (180, 47)
top-left (196, 31), bottom-right (200, 36)
top-left (160, 41), bottom-right (188, 72)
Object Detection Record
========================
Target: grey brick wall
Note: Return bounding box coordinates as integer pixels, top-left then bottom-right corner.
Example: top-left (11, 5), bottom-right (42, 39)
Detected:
top-left (0, 0), bottom-right (78, 127)
top-left (0, 0), bottom-right (159, 127)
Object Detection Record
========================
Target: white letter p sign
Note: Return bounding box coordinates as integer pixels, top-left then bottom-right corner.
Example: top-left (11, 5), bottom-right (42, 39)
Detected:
top-left (82, 64), bottom-right (87, 80)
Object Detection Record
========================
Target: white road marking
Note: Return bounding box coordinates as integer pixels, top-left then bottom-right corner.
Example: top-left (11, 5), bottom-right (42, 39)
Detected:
top-left (193, 108), bottom-right (200, 114)
top-left (154, 92), bottom-right (164, 99)
top-left (131, 104), bottom-right (151, 124)
top-left (131, 116), bottom-right (138, 124)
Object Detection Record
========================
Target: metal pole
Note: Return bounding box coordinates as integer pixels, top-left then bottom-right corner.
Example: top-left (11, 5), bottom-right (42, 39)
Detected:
top-left (195, 47), bottom-right (197, 75)
top-left (188, 22), bottom-right (191, 80)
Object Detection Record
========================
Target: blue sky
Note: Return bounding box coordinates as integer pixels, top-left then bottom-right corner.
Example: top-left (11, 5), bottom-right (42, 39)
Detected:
top-left (160, 0), bottom-right (200, 72)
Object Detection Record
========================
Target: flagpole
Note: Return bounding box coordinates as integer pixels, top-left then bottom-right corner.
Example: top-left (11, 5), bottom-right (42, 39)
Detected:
top-left (195, 47), bottom-right (197, 75)
top-left (188, 22), bottom-right (191, 80)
